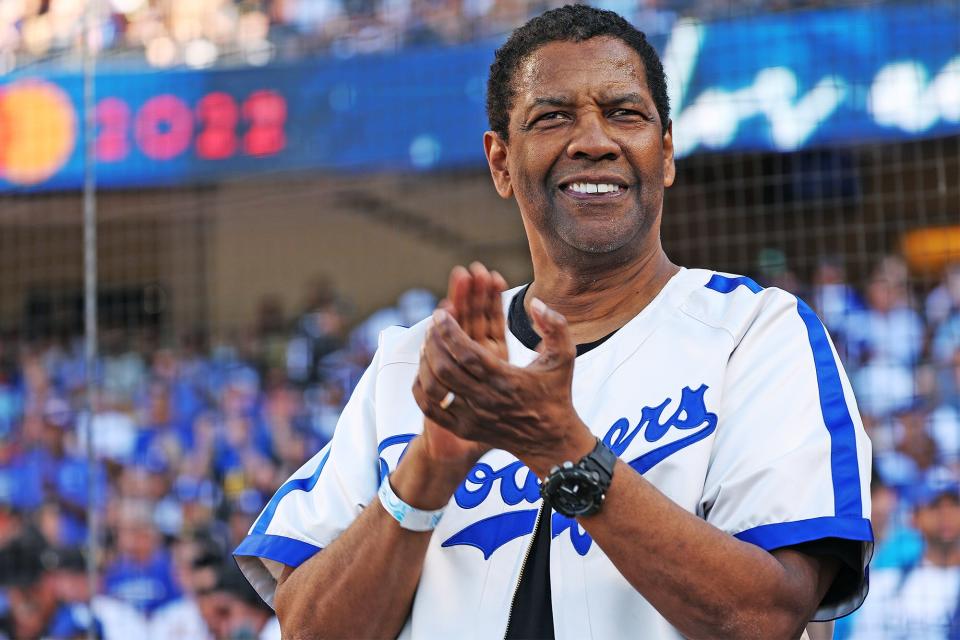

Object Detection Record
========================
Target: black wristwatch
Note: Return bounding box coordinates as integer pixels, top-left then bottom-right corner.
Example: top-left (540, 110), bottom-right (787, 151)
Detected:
top-left (540, 438), bottom-right (618, 517)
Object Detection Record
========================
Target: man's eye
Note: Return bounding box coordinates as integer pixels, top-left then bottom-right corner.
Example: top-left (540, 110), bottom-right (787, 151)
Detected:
top-left (535, 112), bottom-right (566, 123)
top-left (610, 109), bottom-right (642, 118)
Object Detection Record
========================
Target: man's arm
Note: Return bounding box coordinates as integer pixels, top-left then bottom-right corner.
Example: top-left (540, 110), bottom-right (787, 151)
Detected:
top-left (577, 458), bottom-right (840, 639)
top-left (274, 265), bottom-right (509, 639)
top-left (273, 436), bottom-right (469, 639)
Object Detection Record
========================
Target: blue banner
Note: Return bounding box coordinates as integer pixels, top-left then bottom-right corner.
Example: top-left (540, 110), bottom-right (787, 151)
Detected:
top-left (0, 3), bottom-right (957, 191)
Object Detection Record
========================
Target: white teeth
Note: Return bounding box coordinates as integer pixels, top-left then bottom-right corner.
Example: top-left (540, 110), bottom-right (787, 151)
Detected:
top-left (568, 182), bottom-right (621, 194)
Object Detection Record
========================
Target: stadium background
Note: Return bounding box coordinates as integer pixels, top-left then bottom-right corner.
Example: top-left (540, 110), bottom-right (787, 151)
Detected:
top-left (0, 0), bottom-right (958, 637)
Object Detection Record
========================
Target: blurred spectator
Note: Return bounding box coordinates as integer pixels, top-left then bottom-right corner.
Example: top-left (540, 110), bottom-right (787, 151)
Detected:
top-left (101, 330), bottom-right (148, 403)
top-left (193, 558), bottom-right (280, 640)
top-left (869, 469), bottom-right (923, 570)
top-left (103, 499), bottom-right (182, 616)
top-left (834, 467), bottom-right (922, 639)
top-left (7, 395), bottom-right (108, 547)
top-left (287, 279), bottom-right (348, 386)
top-left (149, 534), bottom-right (221, 640)
top-left (202, 560), bottom-right (280, 640)
top-left (49, 546), bottom-right (148, 640)
top-left (848, 258), bottom-right (926, 422)
top-left (847, 257), bottom-right (925, 369)
top-left (934, 328), bottom-right (960, 406)
top-left (169, 476), bottom-right (222, 536)
top-left (810, 257), bottom-right (864, 359)
top-left (0, 426), bottom-right (44, 516)
top-left (754, 247), bottom-right (805, 297)
top-left (926, 263), bottom-right (960, 329)
top-left (848, 470), bottom-right (960, 639)
top-left (227, 490), bottom-right (265, 550)
top-left (0, 532), bottom-right (88, 639)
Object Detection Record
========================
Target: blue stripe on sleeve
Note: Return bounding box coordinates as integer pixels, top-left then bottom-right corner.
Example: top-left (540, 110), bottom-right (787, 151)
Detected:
top-left (796, 298), bottom-right (863, 517)
top-left (704, 273), bottom-right (864, 519)
top-left (233, 533), bottom-right (321, 568)
top-left (735, 516), bottom-right (874, 550)
top-left (251, 447), bottom-right (331, 535)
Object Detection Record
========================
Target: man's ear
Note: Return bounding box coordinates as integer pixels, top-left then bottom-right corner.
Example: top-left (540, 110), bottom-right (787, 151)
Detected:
top-left (484, 131), bottom-right (513, 199)
top-left (662, 120), bottom-right (676, 189)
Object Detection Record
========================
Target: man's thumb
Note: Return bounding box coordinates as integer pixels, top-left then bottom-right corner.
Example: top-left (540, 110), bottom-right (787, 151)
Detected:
top-left (529, 297), bottom-right (575, 367)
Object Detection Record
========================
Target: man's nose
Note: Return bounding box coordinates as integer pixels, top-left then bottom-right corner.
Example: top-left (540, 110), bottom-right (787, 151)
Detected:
top-left (566, 113), bottom-right (620, 161)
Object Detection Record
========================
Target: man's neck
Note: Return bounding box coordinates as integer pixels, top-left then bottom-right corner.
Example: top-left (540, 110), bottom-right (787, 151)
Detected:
top-left (525, 247), bottom-right (679, 346)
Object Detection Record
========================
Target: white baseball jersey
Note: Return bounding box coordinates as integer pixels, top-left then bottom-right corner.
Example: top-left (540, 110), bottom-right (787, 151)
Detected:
top-left (235, 267), bottom-right (874, 639)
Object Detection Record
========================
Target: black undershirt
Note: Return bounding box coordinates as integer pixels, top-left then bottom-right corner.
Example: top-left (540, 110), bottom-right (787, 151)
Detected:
top-left (502, 285), bottom-right (863, 640)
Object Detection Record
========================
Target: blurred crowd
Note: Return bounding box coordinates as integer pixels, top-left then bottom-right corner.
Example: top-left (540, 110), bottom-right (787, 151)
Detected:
top-left (0, 0), bottom-right (914, 71)
top-left (0, 279), bottom-right (437, 639)
top-left (1, 256), bottom-right (960, 638)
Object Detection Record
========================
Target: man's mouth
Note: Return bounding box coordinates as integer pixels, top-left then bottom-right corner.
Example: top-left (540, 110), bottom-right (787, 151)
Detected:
top-left (561, 182), bottom-right (627, 199)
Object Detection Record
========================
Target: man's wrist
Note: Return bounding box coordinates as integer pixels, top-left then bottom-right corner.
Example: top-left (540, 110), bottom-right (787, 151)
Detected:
top-left (389, 437), bottom-right (472, 511)
top-left (524, 423), bottom-right (597, 478)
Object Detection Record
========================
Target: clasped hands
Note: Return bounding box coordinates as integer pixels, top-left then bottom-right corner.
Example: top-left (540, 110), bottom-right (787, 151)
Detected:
top-left (411, 263), bottom-right (596, 479)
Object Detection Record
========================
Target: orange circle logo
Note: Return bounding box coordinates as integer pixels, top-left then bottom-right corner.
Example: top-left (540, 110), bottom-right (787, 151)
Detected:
top-left (0, 80), bottom-right (77, 185)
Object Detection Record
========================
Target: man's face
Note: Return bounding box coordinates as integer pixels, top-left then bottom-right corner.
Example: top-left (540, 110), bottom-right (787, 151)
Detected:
top-left (486, 37), bottom-right (674, 258)
top-left (914, 494), bottom-right (960, 550)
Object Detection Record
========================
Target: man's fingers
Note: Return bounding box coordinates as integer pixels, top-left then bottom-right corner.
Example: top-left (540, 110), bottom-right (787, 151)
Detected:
top-left (437, 297), bottom-right (456, 318)
top-left (422, 315), bottom-right (489, 392)
top-left (446, 266), bottom-right (469, 325)
top-left (432, 308), bottom-right (505, 380)
top-left (528, 297), bottom-right (576, 368)
top-left (450, 266), bottom-right (474, 338)
top-left (486, 270), bottom-right (508, 346)
top-left (467, 262), bottom-right (492, 340)
top-left (412, 377), bottom-right (469, 436)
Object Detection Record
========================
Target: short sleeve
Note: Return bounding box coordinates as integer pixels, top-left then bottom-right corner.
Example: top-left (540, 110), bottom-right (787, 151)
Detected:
top-left (700, 286), bottom-right (873, 620)
top-left (234, 349), bottom-right (382, 606)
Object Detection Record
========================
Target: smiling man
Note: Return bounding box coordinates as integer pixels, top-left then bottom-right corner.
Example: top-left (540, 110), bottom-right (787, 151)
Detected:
top-left (235, 6), bottom-right (873, 639)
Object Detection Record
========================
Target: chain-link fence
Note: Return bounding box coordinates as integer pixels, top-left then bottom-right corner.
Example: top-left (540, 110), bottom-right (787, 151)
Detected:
top-left (0, 1), bottom-right (958, 638)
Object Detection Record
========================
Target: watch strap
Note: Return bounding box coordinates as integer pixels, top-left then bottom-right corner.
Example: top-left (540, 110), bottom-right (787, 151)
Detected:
top-left (378, 474), bottom-right (445, 531)
top-left (580, 438), bottom-right (617, 487)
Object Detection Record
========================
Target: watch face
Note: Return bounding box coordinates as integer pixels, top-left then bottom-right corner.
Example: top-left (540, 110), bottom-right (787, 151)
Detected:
top-left (544, 468), bottom-right (605, 517)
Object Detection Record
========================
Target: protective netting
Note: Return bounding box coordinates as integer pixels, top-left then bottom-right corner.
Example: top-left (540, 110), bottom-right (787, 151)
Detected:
top-left (0, 1), bottom-right (958, 638)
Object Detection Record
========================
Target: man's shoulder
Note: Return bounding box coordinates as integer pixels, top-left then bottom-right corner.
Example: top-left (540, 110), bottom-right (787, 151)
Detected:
top-left (374, 316), bottom-right (432, 368)
top-left (676, 269), bottom-right (801, 344)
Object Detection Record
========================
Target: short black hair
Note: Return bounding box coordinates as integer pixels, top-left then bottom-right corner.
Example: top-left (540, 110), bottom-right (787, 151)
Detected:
top-left (0, 532), bottom-right (55, 588)
top-left (486, 4), bottom-right (670, 141)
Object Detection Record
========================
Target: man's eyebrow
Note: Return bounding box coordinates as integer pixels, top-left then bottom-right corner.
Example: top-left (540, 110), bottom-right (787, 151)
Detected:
top-left (526, 93), bottom-right (650, 111)
top-left (599, 92), bottom-right (648, 106)
top-left (528, 96), bottom-right (575, 110)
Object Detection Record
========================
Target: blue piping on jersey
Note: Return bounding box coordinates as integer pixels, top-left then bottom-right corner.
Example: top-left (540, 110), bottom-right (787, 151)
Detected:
top-left (234, 533), bottom-right (321, 568)
top-left (705, 274), bottom-right (863, 518)
top-left (734, 516), bottom-right (873, 550)
top-left (251, 447), bottom-right (331, 535)
top-left (704, 274), bottom-right (763, 294)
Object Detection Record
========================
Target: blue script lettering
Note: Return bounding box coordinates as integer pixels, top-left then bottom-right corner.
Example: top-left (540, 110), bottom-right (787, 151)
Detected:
top-left (455, 461), bottom-right (540, 509)
top-left (604, 385), bottom-right (715, 453)
top-left (440, 384), bottom-right (718, 559)
top-left (377, 433), bottom-right (416, 482)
